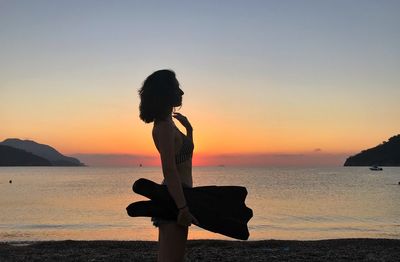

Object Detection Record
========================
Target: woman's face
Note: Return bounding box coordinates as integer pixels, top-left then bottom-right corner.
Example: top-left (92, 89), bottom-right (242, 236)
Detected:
top-left (172, 80), bottom-right (184, 107)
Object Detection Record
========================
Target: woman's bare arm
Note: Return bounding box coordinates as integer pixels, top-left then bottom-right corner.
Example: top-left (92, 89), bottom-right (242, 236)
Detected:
top-left (173, 112), bottom-right (193, 141)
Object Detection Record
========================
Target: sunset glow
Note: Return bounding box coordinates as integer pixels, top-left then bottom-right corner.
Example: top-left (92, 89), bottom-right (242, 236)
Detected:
top-left (1, 1), bottom-right (399, 166)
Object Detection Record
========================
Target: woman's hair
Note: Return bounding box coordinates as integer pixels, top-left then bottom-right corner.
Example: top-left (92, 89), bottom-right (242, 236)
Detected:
top-left (138, 69), bottom-right (180, 123)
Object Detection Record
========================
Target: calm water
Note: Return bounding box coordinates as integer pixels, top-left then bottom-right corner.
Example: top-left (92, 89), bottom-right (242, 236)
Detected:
top-left (1, 166), bottom-right (399, 242)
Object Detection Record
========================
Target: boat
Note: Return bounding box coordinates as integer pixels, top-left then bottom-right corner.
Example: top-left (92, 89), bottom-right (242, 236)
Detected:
top-left (370, 165), bottom-right (383, 171)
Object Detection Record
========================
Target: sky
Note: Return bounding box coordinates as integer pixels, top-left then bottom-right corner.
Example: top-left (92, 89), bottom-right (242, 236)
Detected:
top-left (1, 0), bottom-right (399, 166)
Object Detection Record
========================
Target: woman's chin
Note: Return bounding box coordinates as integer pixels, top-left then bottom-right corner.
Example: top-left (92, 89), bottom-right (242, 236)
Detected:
top-left (173, 101), bottom-right (182, 107)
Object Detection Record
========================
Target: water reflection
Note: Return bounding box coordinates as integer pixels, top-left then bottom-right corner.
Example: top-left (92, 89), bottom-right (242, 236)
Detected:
top-left (1, 166), bottom-right (399, 241)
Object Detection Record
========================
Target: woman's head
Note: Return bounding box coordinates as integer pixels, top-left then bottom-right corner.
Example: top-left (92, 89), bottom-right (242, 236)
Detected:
top-left (139, 69), bottom-right (184, 123)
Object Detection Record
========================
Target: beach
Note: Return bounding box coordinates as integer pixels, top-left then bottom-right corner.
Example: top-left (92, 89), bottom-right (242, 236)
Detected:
top-left (1, 239), bottom-right (400, 261)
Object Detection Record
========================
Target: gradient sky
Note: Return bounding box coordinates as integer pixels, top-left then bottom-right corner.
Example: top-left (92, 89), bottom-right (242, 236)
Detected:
top-left (1, 1), bottom-right (399, 166)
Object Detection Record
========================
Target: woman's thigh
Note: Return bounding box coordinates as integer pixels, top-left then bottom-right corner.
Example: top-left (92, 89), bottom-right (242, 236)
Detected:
top-left (158, 223), bottom-right (188, 261)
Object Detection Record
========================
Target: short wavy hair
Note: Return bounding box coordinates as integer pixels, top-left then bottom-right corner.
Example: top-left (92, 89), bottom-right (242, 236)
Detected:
top-left (138, 69), bottom-right (180, 123)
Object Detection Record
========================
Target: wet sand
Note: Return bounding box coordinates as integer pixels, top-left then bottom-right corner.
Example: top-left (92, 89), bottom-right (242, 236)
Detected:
top-left (1, 238), bottom-right (399, 261)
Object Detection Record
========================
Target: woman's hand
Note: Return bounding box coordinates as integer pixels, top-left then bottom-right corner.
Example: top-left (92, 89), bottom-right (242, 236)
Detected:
top-left (177, 207), bottom-right (199, 227)
top-left (173, 112), bottom-right (192, 131)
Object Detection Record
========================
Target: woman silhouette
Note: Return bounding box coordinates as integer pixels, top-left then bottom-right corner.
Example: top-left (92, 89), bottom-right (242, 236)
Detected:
top-left (138, 69), bottom-right (198, 262)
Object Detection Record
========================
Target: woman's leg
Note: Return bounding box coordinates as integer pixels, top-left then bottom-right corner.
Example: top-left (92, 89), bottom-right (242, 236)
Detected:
top-left (158, 223), bottom-right (189, 262)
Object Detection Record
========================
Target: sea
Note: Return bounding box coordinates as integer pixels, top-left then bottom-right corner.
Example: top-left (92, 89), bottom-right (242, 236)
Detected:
top-left (1, 166), bottom-right (399, 242)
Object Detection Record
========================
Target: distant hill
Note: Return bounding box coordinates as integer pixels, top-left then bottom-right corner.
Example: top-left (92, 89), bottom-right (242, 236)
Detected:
top-left (344, 134), bottom-right (400, 166)
top-left (0, 138), bottom-right (84, 166)
top-left (0, 145), bottom-right (52, 166)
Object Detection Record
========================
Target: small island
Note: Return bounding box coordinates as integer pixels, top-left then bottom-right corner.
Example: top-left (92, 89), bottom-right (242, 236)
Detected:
top-left (344, 134), bottom-right (400, 166)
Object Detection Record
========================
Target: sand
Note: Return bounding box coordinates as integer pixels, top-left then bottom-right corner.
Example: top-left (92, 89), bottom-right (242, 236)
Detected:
top-left (1, 238), bottom-right (399, 261)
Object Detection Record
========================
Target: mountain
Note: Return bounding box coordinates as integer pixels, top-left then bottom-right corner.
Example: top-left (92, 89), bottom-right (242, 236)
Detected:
top-left (0, 138), bottom-right (84, 166)
top-left (0, 145), bottom-right (52, 166)
top-left (344, 134), bottom-right (400, 166)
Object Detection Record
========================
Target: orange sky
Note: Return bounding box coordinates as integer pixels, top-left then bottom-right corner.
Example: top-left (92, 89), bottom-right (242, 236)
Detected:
top-left (1, 1), bottom-right (399, 166)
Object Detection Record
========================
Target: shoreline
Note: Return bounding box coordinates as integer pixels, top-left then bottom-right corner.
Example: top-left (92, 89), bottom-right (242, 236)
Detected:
top-left (1, 238), bottom-right (400, 261)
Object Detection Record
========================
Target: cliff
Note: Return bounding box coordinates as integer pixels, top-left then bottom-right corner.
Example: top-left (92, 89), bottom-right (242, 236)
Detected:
top-left (344, 134), bottom-right (400, 166)
top-left (0, 145), bottom-right (52, 166)
top-left (0, 138), bottom-right (84, 166)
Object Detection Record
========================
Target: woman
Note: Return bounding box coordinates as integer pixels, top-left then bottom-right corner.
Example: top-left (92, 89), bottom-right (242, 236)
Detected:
top-left (138, 69), bottom-right (198, 262)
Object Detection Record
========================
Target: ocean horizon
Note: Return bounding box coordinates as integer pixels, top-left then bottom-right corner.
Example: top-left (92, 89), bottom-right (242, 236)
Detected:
top-left (1, 166), bottom-right (399, 242)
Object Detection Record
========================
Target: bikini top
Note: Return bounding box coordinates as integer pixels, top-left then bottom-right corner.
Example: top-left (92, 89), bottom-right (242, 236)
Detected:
top-left (174, 126), bottom-right (194, 165)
